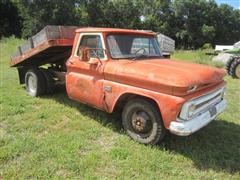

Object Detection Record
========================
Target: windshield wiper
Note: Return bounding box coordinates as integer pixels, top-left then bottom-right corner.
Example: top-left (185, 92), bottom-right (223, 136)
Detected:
top-left (132, 54), bottom-right (149, 61)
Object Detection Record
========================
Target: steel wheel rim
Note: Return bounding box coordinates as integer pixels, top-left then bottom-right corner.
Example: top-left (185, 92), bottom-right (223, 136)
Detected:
top-left (131, 110), bottom-right (153, 136)
top-left (235, 64), bottom-right (240, 78)
top-left (28, 75), bottom-right (37, 93)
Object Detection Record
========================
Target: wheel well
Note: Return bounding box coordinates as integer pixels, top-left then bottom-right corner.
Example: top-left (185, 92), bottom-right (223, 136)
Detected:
top-left (17, 63), bottom-right (65, 85)
top-left (17, 66), bottom-right (29, 84)
top-left (18, 66), bottom-right (40, 84)
top-left (113, 93), bottom-right (162, 118)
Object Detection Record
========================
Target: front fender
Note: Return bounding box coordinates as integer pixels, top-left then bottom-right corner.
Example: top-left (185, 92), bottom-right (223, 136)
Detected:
top-left (103, 80), bottom-right (185, 128)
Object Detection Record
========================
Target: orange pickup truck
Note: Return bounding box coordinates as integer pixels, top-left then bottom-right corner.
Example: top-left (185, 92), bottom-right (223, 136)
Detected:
top-left (11, 26), bottom-right (227, 144)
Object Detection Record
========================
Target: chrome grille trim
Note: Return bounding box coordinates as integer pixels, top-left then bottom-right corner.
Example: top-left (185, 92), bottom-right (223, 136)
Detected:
top-left (179, 87), bottom-right (225, 120)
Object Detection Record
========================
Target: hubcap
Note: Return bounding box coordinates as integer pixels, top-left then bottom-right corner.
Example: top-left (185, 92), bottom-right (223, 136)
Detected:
top-left (131, 110), bottom-right (152, 134)
top-left (236, 64), bottom-right (240, 78)
top-left (28, 75), bottom-right (37, 93)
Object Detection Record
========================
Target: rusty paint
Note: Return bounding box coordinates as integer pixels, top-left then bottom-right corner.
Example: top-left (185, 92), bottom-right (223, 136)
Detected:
top-left (10, 39), bottom-right (74, 67)
top-left (11, 27), bottom-right (226, 131)
top-left (66, 28), bottom-right (226, 130)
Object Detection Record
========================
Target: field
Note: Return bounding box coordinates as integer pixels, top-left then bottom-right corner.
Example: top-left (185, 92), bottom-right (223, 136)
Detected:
top-left (0, 38), bottom-right (240, 179)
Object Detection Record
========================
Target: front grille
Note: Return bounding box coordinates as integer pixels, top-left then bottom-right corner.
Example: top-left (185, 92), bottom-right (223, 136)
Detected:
top-left (179, 87), bottom-right (225, 120)
top-left (195, 91), bottom-right (222, 111)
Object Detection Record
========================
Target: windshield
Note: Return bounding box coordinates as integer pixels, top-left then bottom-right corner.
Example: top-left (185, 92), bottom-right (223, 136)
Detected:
top-left (107, 34), bottom-right (161, 59)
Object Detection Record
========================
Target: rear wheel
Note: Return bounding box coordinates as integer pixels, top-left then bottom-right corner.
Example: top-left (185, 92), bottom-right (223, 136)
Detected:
top-left (225, 56), bottom-right (235, 76)
top-left (39, 68), bottom-right (55, 93)
top-left (25, 69), bottom-right (46, 97)
top-left (229, 57), bottom-right (240, 78)
top-left (122, 98), bottom-right (166, 145)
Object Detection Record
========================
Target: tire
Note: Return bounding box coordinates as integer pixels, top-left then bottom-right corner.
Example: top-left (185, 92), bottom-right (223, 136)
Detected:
top-left (25, 69), bottom-right (46, 97)
top-left (229, 57), bottom-right (240, 78)
top-left (225, 56), bottom-right (235, 76)
top-left (122, 98), bottom-right (166, 145)
top-left (39, 68), bottom-right (55, 93)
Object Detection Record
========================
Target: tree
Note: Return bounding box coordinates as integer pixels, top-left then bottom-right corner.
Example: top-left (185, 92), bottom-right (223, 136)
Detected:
top-left (85, 0), bottom-right (142, 29)
top-left (140, 0), bottom-right (174, 35)
top-left (172, 0), bottom-right (220, 48)
top-left (214, 4), bottom-right (240, 45)
top-left (0, 0), bottom-right (22, 38)
top-left (16, 0), bottom-right (84, 38)
top-left (202, 24), bottom-right (215, 43)
top-left (2, 0), bottom-right (240, 49)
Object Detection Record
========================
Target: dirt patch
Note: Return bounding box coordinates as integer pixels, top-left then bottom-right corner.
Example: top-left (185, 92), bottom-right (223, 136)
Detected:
top-left (78, 133), bottom-right (118, 157)
top-left (79, 147), bottom-right (93, 156)
top-left (0, 122), bottom-right (7, 137)
top-left (37, 115), bottom-right (71, 138)
top-left (53, 115), bottom-right (70, 130)
top-left (55, 169), bottom-right (71, 178)
top-left (95, 133), bottom-right (118, 152)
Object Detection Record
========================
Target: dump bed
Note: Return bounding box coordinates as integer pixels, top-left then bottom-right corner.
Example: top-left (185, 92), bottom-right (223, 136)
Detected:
top-left (157, 33), bottom-right (175, 55)
top-left (10, 26), bottom-right (79, 67)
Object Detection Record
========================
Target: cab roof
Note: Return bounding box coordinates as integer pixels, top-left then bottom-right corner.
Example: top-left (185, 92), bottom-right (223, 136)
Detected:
top-left (76, 27), bottom-right (156, 36)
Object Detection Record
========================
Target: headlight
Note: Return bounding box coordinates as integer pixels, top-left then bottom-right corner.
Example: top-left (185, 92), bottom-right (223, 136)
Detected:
top-left (188, 104), bottom-right (197, 118)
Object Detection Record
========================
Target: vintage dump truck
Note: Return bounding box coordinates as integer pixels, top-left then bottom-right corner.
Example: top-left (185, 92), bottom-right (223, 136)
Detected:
top-left (11, 26), bottom-right (227, 145)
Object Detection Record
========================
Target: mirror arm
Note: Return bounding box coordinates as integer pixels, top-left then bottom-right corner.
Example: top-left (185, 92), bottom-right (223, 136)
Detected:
top-left (92, 50), bottom-right (102, 65)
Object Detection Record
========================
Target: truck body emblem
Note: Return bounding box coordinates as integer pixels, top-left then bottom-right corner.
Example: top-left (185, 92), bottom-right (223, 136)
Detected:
top-left (104, 85), bottom-right (112, 92)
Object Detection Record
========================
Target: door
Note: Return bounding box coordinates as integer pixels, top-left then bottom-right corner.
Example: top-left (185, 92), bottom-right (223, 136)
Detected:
top-left (66, 33), bottom-right (107, 109)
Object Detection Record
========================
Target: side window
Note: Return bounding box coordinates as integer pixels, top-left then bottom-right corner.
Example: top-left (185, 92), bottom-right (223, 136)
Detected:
top-left (77, 35), bottom-right (104, 59)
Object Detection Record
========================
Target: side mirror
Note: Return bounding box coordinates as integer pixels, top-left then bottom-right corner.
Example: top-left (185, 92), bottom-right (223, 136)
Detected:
top-left (78, 47), bottom-right (104, 65)
top-left (78, 47), bottom-right (88, 61)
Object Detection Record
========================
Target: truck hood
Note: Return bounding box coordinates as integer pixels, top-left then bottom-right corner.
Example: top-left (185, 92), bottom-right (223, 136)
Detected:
top-left (104, 59), bottom-right (225, 96)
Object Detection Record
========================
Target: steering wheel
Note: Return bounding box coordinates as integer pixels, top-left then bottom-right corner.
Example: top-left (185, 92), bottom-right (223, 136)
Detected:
top-left (134, 48), bottom-right (146, 55)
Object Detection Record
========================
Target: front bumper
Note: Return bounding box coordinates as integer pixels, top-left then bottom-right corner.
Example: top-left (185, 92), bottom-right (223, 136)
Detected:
top-left (169, 99), bottom-right (227, 136)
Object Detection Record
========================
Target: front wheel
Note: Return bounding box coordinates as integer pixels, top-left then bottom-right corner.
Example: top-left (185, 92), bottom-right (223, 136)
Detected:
top-left (122, 98), bottom-right (166, 145)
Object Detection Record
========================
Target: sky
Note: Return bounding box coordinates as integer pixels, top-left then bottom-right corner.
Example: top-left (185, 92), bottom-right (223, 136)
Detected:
top-left (215, 0), bottom-right (240, 9)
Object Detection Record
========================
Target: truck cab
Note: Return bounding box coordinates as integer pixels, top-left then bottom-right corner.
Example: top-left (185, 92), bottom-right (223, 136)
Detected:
top-left (11, 27), bottom-right (227, 145)
top-left (66, 28), bottom-right (227, 144)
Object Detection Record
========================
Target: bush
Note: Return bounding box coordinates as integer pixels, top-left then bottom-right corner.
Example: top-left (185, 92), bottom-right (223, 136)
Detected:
top-left (201, 43), bottom-right (212, 50)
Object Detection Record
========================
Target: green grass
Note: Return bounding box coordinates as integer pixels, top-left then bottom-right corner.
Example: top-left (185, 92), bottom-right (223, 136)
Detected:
top-left (173, 50), bottom-right (225, 68)
top-left (1, 38), bottom-right (240, 179)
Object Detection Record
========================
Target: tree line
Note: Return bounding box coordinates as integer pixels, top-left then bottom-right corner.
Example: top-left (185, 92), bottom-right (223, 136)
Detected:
top-left (1, 0), bottom-right (240, 49)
